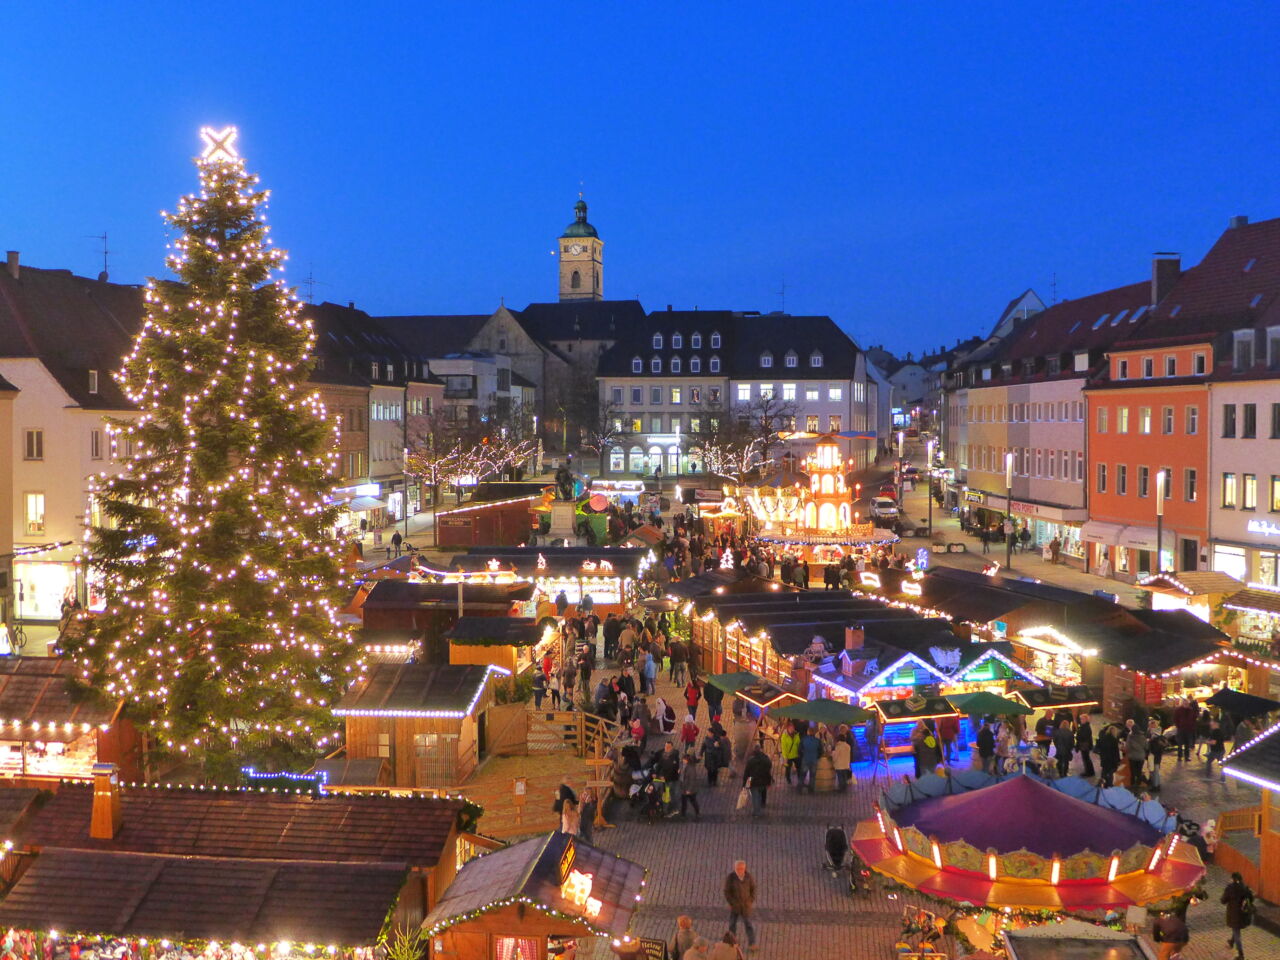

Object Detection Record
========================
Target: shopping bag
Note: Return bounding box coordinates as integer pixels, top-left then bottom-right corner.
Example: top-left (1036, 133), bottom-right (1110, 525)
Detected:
top-left (736, 787), bottom-right (750, 810)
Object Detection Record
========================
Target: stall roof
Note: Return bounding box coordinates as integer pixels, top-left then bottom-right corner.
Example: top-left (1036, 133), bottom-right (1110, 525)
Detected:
top-left (444, 617), bottom-right (542, 647)
top-left (336, 662), bottom-right (501, 717)
top-left (874, 695), bottom-right (958, 721)
top-left (424, 831), bottom-right (645, 938)
top-left (0, 788), bottom-right (40, 836)
top-left (0, 657), bottom-right (118, 736)
top-left (0, 848), bottom-right (406, 944)
top-left (361, 579), bottom-right (534, 608)
top-left (1223, 721), bottom-right (1280, 791)
top-left (1014, 685), bottom-right (1100, 710)
top-left (1138, 571), bottom-right (1245, 596)
top-left (926, 567), bottom-right (1120, 621)
top-left (918, 576), bottom-right (1033, 623)
top-left (16, 783), bottom-right (465, 866)
top-left (448, 549), bottom-right (647, 578)
top-left (1049, 611), bottom-right (1225, 674)
top-left (310, 758), bottom-right (391, 788)
top-left (1224, 587), bottom-right (1280, 618)
top-left (1207, 687), bottom-right (1280, 718)
top-left (662, 569), bottom-right (760, 599)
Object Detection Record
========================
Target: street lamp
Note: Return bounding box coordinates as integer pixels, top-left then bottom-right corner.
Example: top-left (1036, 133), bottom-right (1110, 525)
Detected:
top-left (926, 438), bottom-right (935, 538)
top-left (897, 430), bottom-right (905, 503)
top-left (1005, 452), bottom-right (1015, 571)
top-left (1155, 469), bottom-right (1166, 574)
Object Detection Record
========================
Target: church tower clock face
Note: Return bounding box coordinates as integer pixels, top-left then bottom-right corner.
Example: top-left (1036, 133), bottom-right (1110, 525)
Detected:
top-left (558, 197), bottom-right (604, 301)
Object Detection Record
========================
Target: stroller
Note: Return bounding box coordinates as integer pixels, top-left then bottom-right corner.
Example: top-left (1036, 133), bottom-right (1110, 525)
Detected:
top-left (823, 824), bottom-right (860, 894)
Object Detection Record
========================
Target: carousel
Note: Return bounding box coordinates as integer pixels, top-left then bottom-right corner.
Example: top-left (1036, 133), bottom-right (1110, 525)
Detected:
top-left (746, 434), bottom-right (897, 564)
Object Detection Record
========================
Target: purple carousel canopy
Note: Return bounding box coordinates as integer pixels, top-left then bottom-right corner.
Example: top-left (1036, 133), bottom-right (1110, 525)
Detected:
top-left (893, 776), bottom-right (1163, 858)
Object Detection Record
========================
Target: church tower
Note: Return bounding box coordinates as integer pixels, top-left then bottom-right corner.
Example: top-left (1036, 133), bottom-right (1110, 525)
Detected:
top-left (558, 197), bottom-right (603, 301)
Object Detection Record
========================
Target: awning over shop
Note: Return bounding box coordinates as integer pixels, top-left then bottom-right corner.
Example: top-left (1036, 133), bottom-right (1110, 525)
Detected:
top-left (1080, 520), bottom-right (1124, 545)
top-left (347, 496), bottom-right (387, 512)
top-left (1118, 525), bottom-right (1176, 552)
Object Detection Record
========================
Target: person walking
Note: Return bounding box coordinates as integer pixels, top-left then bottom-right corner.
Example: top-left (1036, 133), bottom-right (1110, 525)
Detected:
top-left (976, 719), bottom-right (996, 775)
top-left (1049, 535), bottom-right (1062, 564)
top-left (723, 861), bottom-right (758, 953)
top-left (578, 787), bottom-right (597, 844)
top-left (1146, 717), bottom-right (1168, 790)
top-left (979, 526), bottom-right (990, 554)
top-left (679, 753), bottom-right (702, 819)
top-left (832, 732), bottom-right (852, 791)
top-left (1075, 713), bottom-right (1096, 778)
top-left (1053, 720), bottom-right (1076, 778)
top-left (684, 677), bottom-right (703, 722)
top-left (1151, 910), bottom-right (1190, 960)
top-left (532, 670), bottom-right (547, 709)
top-left (1096, 724), bottom-right (1121, 787)
top-left (704, 681), bottom-right (725, 724)
top-left (1125, 722), bottom-right (1149, 790)
top-left (911, 719), bottom-right (941, 778)
top-left (680, 713), bottom-right (700, 752)
top-left (555, 589), bottom-right (570, 617)
top-left (548, 670), bottom-right (562, 710)
top-left (742, 746), bottom-right (772, 816)
top-left (779, 723), bottom-right (801, 786)
top-left (1172, 698), bottom-right (1196, 761)
top-left (1222, 871), bottom-right (1253, 960)
top-left (390, 530), bottom-right (403, 557)
top-left (798, 727), bottom-right (822, 793)
top-left (937, 712), bottom-right (960, 764)
top-left (1207, 718), bottom-right (1227, 775)
top-left (702, 728), bottom-right (728, 786)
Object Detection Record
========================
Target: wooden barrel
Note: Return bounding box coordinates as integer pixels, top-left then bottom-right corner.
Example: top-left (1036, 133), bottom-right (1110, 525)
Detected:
top-left (815, 755), bottom-right (836, 792)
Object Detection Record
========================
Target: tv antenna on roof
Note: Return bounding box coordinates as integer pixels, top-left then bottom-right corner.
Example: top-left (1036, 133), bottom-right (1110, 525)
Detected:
top-left (776, 278), bottom-right (787, 314)
top-left (301, 264), bottom-right (328, 304)
top-left (85, 232), bottom-right (109, 280)
top-left (1050, 272), bottom-right (1058, 306)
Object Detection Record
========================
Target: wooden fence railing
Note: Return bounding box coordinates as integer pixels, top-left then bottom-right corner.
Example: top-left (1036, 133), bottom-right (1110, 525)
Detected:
top-left (1218, 806), bottom-right (1262, 835)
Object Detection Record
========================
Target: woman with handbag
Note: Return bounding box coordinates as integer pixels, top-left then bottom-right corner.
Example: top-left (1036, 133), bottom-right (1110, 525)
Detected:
top-left (1222, 871), bottom-right (1253, 960)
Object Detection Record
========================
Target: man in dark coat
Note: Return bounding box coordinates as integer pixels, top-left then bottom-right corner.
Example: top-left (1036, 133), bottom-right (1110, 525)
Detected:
top-left (1053, 721), bottom-right (1076, 778)
top-left (723, 860), bottom-right (758, 951)
top-left (1096, 724), bottom-right (1121, 787)
top-left (1075, 714), bottom-right (1096, 778)
top-left (1222, 871), bottom-right (1252, 960)
top-left (1172, 697), bottom-right (1197, 761)
top-left (742, 746), bottom-right (773, 816)
top-left (976, 720), bottom-right (996, 774)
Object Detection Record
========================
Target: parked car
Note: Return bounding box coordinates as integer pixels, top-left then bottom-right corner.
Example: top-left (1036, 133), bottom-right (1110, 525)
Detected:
top-left (878, 484), bottom-right (898, 499)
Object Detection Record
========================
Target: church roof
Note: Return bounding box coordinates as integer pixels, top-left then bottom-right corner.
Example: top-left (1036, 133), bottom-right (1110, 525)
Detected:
top-left (376, 313), bottom-right (491, 358)
top-left (514, 299), bottom-right (646, 343)
top-left (562, 198), bottom-right (599, 238)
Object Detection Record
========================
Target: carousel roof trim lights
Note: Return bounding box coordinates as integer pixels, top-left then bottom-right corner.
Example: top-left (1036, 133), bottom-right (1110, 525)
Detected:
top-left (1222, 719), bottom-right (1280, 792)
top-left (852, 776), bottom-right (1204, 912)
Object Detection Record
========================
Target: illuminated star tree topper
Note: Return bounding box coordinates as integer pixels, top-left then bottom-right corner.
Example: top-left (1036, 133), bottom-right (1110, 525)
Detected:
top-left (66, 126), bottom-right (362, 781)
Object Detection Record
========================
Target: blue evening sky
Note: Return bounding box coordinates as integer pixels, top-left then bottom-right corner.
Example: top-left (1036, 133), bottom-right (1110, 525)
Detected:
top-left (2, 2), bottom-right (1278, 356)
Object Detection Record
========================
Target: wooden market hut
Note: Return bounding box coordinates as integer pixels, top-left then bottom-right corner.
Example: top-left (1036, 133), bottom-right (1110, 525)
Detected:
top-left (358, 579), bottom-right (535, 659)
top-left (449, 545), bottom-right (653, 614)
top-left (0, 657), bottom-right (139, 782)
top-left (1137, 570), bottom-right (1244, 628)
top-left (9, 768), bottom-right (474, 926)
top-left (445, 616), bottom-right (548, 674)
top-left (423, 831), bottom-right (646, 960)
top-left (336, 662), bottom-right (507, 787)
top-left (1220, 722), bottom-right (1280, 903)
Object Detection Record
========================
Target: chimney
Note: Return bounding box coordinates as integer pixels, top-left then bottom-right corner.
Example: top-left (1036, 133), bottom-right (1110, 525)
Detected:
top-left (5, 251), bottom-right (18, 280)
top-left (1151, 253), bottom-right (1180, 306)
top-left (90, 762), bottom-right (123, 840)
top-left (844, 626), bottom-right (865, 651)
top-left (1229, 215), bottom-right (1249, 229)
top-left (347, 301), bottom-right (355, 310)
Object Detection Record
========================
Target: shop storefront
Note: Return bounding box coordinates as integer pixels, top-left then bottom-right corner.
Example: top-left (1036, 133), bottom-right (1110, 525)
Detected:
top-left (332, 482), bottom-right (388, 537)
top-left (11, 556), bottom-right (78, 623)
top-left (1225, 584), bottom-right (1280, 662)
top-left (1006, 499), bottom-right (1086, 565)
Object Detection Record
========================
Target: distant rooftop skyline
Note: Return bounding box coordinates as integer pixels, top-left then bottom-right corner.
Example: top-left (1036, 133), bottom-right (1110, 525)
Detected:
top-left (2, 3), bottom-right (1277, 356)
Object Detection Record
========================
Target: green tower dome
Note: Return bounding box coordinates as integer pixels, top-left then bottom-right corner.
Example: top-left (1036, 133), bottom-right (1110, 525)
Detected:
top-left (562, 198), bottom-right (599, 238)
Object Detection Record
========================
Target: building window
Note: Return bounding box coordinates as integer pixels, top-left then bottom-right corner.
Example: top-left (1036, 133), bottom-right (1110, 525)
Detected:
top-left (670, 387), bottom-right (682, 404)
top-left (1139, 407), bottom-right (1152, 434)
top-left (1186, 468), bottom-right (1198, 502)
top-left (690, 387), bottom-right (701, 404)
top-left (1143, 357), bottom-right (1154, 378)
top-left (670, 356), bottom-right (682, 374)
top-left (1271, 475), bottom-right (1280, 512)
top-left (1118, 359), bottom-right (1129, 379)
top-left (1186, 405), bottom-right (1199, 435)
top-left (1193, 352), bottom-right (1206, 375)
top-left (708, 388), bottom-right (720, 403)
top-left (1048, 450), bottom-right (1057, 478)
top-left (782, 383), bottom-right (796, 401)
top-left (1162, 356), bottom-right (1175, 377)
top-left (24, 492), bottom-right (45, 535)
top-left (691, 332), bottom-right (702, 349)
top-left (736, 384), bottom-right (751, 402)
top-left (760, 351), bottom-right (773, 368)
top-left (671, 333), bottom-right (682, 349)
top-left (806, 414), bottom-right (819, 432)
top-left (759, 383), bottom-right (774, 400)
top-left (1223, 404), bottom-right (1237, 438)
top-left (1138, 465), bottom-right (1150, 498)
top-left (1161, 406), bottom-right (1174, 434)
top-left (1243, 403), bottom-right (1257, 438)
top-left (1234, 332), bottom-right (1254, 371)
top-left (690, 356), bottom-right (701, 373)
top-left (1097, 406), bottom-right (1108, 433)
top-left (651, 387), bottom-right (662, 405)
top-left (1272, 403), bottom-right (1280, 438)
top-left (709, 355), bottom-right (721, 373)
top-left (1097, 463), bottom-right (1107, 494)
top-left (652, 333), bottom-right (663, 349)
top-left (630, 387), bottom-right (642, 404)
top-left (371, 361), bottom-right (380, 380)
top-left (1159, 467), bottom-right (1172, 500)
top-left (23, 429), bottom-right (43, 460)
top-left (611, 387), bottom-right (623, 404)
top-left (90, 428), bottom-right (102, 460)
top-left (810, 351), bottom-right (823, 368)
top-left (828, 414), bottom-right (841, 432)
top-left (632, 357), bottom-right (642, 373)
top-left (828, 385), bottom-right (843, 402)
top-left (650, 417), bottom-right (662, 433)
top-left (785, 350), bottom-right (798, 368)
top-left (1243, 473), bottom-right (1258, 510)
top-left (1269, 326), bottom-right (1280, 369)
top-left (1117, 407), bottom-right (1129, 433)
top-left (651, 357), bottom-right (662, 373)
top-left (805, 386), bottom-right (819, 402)
top-left (629, 417), bottom-right (642, 433)
top-left (1222, 472), bottom-right (1238, 508)
top-left (88, 369), bottom-right (99, 394)
top-left (710, 332), bottom-right (721, 348)
top-left (1117, 464), bottom-right (1128, 495)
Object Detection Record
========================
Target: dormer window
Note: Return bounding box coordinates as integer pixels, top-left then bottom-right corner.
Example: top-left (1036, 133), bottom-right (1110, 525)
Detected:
top-left (651, 356), bottom-right (662, 373)
top-left (88, 369), bottom-right (99, 394)
top-left (710, 332), bottom-right (722, 349)
top-left (810, 351), bottom-right (823, 368)
top-left (671, 332), bottom-right (683, 349)
top-left (784, 350), bottom-right (798, 368)
top-left (371, 361), bottom-right (380, 380)
top-left (671, 356), bottom-right (682, 373)
top-left (652, 333), bottom-right (664, 349)
top-left (632, 356), bottom-right (642, 374)
top-left (709, 355), bottom-right (721, 373)
top-left (690, 356), bottom-right (701, 373)
top-left (760, 351), bottom-right (773, 368)
top-left (691, 332), bottom-right (702, 349)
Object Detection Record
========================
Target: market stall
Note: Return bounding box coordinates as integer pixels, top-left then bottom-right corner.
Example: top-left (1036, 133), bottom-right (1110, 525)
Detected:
top-left (446, 616), bottom-right (548, 675)
top-left (434, 547), bottom-right (655, 612)
top-left (1224, 582), bottom-right (1280, 658)
top-left (1137, 570), bottom-right (1243, 626)
top-left (0, 657), bottom-right (136, 781)
top-left (423, 831), bottom-right (646, 960)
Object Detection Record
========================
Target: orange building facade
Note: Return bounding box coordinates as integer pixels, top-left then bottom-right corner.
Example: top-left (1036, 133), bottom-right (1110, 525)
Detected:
top-left (1084, 339), bottom-right (1213, 580)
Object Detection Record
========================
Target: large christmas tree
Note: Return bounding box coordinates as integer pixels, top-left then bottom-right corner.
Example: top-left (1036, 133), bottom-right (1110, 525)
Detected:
top-left (69, 127), bottom-right (361, 779)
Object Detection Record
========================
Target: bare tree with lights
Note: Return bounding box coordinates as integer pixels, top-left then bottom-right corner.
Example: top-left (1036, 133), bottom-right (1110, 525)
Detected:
top-left (66, 128), bottom-right (361, 781)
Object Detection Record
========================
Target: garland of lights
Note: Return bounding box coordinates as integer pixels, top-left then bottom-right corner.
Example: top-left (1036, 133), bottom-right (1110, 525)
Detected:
top-left (62, 127), bottom-right (361, 779)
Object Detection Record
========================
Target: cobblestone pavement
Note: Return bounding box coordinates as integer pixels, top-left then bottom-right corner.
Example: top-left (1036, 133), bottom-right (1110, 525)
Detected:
top-left (577, 671), bottom-right (1280, 960)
